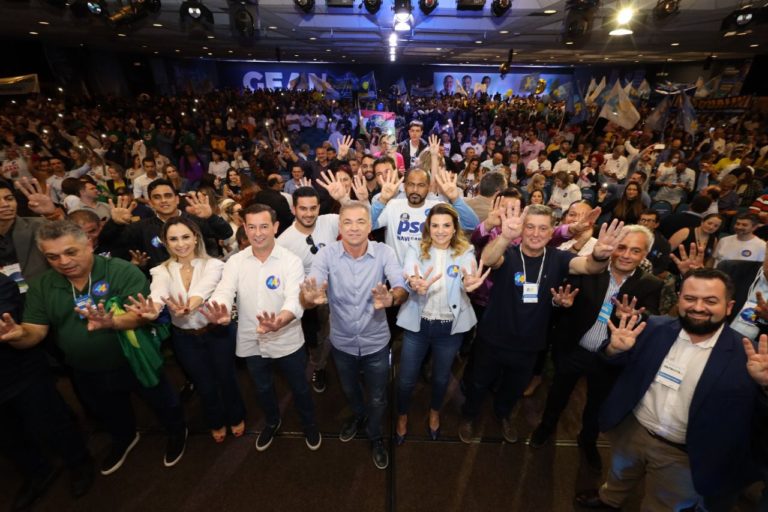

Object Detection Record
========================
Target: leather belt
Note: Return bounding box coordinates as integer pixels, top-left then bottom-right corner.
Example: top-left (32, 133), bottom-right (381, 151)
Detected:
top-left (646, 429), bottom-right (688, 453)
top-left (174, 324), bottom-right (219, 336)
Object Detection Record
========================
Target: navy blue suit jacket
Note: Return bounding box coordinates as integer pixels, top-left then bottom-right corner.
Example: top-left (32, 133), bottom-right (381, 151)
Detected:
top-left (600, 316), bottom-right (757, 495)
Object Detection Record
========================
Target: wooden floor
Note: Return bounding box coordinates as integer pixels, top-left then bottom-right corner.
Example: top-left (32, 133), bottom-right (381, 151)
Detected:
top-left (0, 350), bottom-right (763, 512)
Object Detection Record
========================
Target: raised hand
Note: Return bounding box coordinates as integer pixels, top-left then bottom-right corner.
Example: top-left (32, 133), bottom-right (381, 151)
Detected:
top-left (337, 135), bottom-right (354, 160)
top-left (0, 312), bottom-right (23, 342)
top-left (298, 177), bottom-right (313, 188)
top-left (428, 133), bottom-right (440, 154)
top-left (300, 277), bottom-right (328, 305)
top-left (551, 284), bottom-right (580, 307)
top-left (352, 172), bottom-right (369, 202)
top-left (591, 219), bottom-right (626, 261)
top-left (74, 302), bottom-right (115, 331)
top-left (377, 168), bottom-right (404, 204)
top-left (670, 242), bottom-right (705, 275)
top-left (484, 195), bottom-right (505, 230)
top-left (163, 293), bottom-right (193, 317)
top-left (316, 170), bottom-right (348, 202)
top-left (568, 206), bottom-right (602, 236)
top-left (371, 282), bottom-right (394, 309)
top-left (743, 334), bottom-right (768, 386)
top-left (200, 301), bottom-right (231, 326)
top-left (15, 177), bottom-right (56, 215)
top-left (607, 314), bottom-right (647, 354)
top-left (434, 167), bottom-right (460, 202)
top-left (256, 311), bottom-right (282, 334)
top-left (462, 260), bottom-right (492, 293)
top-left (406, 265), bottom-right (442, 295)
top-left (108, 195), bottom-right (137, 225)
top-left (499, 201), bottom-right (524, 241)
top-left (185, 191), bottom-right (213, 219)
top-left (124, 293), bottom-right (161, 321)
top-left (129, 250), bottom-right (150, 267)
top-left (612, 294), bottom-right (646, 320)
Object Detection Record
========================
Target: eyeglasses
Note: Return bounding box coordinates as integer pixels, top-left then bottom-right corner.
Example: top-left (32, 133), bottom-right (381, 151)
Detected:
top-left (306, 235), bottom-right (319, 254)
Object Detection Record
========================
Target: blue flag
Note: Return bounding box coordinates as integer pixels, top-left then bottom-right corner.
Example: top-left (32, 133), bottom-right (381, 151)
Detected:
top-left (359, 72), bottom-right (377, 99)
top-left (645, 96), bottom-right (671, 132)
top-left (679, 93), bottom-right (698, 136)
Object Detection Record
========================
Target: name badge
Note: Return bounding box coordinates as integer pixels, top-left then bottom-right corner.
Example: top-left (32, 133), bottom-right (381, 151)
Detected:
top-left (597, 301), bottom-right (614, 324)
top-left (654, 358), bottom-right (685, 391)
top-left (74, 294), bottom-right (93, 319)
top-left (522, 283), bottom-right (538, 304)
top-left (0, 263), bottom-right (28, 294)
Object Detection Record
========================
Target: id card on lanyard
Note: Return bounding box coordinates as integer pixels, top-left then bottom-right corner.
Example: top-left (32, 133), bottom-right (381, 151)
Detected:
top-left (520, 248), bottom-right (546, 304)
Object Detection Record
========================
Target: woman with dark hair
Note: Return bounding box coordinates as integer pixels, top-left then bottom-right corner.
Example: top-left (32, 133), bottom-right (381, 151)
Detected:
top-left (395, 203), bottom-right (490, 443)
top-left (669, 213), bottom-right (723, 268)
top-left (459, 157), bottom-right (482, 196)
top-left (611, 182), bottom-right (645, 224)
top-left (164, 164), bottom-right (190, 194)
top-left (178, 144), bottom-right (204, 186)
top-left (127, 217), bottom-right (245, 444)
top-left (222, 168), bottom-right (244, 201)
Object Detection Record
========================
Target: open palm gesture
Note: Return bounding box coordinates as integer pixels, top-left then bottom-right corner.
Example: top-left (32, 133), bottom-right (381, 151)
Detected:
top-left (499, 201), bottom-right (525, 241)
top-left (185, 191), bottom-right (212, 219)
top-left (200, 301), bottom-right (231, 325)
top-left (592, 219), bottom-right (626, 261)
top-left (406, 265), bottom-right (442, 295)
top-left (670, 242), bottom-right (705, 275)
top-left (462, 260), bottom-right (492, 293)
top-left (124, 293), bottom-right (161, 321)
top-left (551, 284), bottom-right (580, 307)
top-left (300, 277), bottom-right (328, 305)
top-left (377, 168), bottom-right (404, 204)
top-left (607, 314), bottom-right (647, 354)
top-left (316, 170), bottom-right (348, 202)
top-left (743, 334), bottom-right (768, 386)
top-left (15, 178), bottom-right (56, 215)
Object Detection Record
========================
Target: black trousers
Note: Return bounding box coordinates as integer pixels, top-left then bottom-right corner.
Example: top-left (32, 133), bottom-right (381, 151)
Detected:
top-left (538, 344), bottom-right (620, 445)
top-left (0, 372), bottom-right (90, 478)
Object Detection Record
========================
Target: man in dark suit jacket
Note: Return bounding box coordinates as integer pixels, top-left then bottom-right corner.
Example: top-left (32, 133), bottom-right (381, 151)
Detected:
top-left (398, 120), bottom-right (427, 172)
top-left (576, 268), bottom-right (759, 511)
top-left (529, 226), bottom-right (663, 472)
top-left (0, 180), bottom-right (52, 283)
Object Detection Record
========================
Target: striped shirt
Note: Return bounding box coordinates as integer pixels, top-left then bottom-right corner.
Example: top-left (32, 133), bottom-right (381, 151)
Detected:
top-left (578, 269), bottom-right (633, 352)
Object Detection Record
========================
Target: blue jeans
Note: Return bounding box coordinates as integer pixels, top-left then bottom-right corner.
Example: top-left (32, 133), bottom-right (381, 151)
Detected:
top-left (244, 348), bottom-right (316, 431)
top-left (398, 318), bottom-right (462, 415)
top-left (72, 365), bottom-right (185, 445)
top-left (332, 345), bottom-right (389, 441)
top-left (173, 326), bottom-right (245, 430)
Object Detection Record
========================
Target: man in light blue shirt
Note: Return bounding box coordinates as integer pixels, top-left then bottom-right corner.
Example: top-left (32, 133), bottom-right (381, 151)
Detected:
top-left (301, 200), bottom-right (406, 470)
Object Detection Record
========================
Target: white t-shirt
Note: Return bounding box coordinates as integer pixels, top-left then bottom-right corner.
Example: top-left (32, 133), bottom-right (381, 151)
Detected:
top-left (553, 158), bottom-right (581, 176)
top-left (714, 235), bottom-right (766, 267)
top-left (208, 160), bottom-right (230, 179)
top-left (373, 198), bottom-right (438, 264)
top-left (133, 174), bottom-right (158, 200)
top-left (276, 215), bottom-right (340, 276)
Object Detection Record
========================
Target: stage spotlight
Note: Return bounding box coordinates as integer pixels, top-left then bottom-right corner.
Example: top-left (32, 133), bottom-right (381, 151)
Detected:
top-left (561, 8), bottom-right (595, 46)
top-left (180, 0), bottom-right (214, 35)
top-left (721, 6), bottom-right (766, 34)
top-left (108, 0), bottom-right (161, 25)
top-left (86, 0), bottom-right (105, 15)
top-left (363, 0), bottom-right (381, 13)
top-left (653, 0), bottom-right (679, 19)
top-left (419, 0), bottom-right (438, 15)
top-left (499, 48), bottom-right (513, 78)
top-left (491, 0), bottom-right (511, 17)
top-left (294, 0), bottom-right (314, 13)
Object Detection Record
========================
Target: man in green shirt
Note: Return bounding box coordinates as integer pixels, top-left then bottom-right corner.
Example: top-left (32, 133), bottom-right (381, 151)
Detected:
top-left (0, 221), bottom-right (187, 476)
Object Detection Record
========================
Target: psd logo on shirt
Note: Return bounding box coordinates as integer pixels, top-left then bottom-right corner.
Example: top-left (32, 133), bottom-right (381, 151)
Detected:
top-left (92, 280), bottom-right (110, 296)
top-left (446, 265), bottom-right (461, 278)
top-left (742, 249), bottom-right (753, 257)
top-left (514, 272), bottom-right (525, 287)
top-left (265, 275), bottom-right (281, 289)
top-left (741, 307), bottom-right (757, 325)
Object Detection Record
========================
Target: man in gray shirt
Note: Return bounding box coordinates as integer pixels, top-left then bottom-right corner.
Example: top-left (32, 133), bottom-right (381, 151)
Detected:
top-left (301, 200), bottom-right (406, 470)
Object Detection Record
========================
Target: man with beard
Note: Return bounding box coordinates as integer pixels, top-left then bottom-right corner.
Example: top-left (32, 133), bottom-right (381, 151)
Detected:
top-left (360, 155), bottom-right (381, 199)
top-left (277, 187), bottom-right (339, 393)
top-left (576, 269), bottom-right (760, 511)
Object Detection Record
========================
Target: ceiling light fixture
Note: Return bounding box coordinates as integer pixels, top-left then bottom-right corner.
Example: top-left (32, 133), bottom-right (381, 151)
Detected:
top-left (232, 7), bottom-right (255, 38)
top-left (389, 33), bottom-right (398, 46)
top-left (180, 0), bottom-right (215, 37)
top-left (419, 0), bottom-right (438, 15)
top-left (294, 0), bottom-right (314, 13)
top-left (491, 0), bottom-right (511, 17)
top-left (363, 0), bottom-right (382, 14)
top-left (499, 48), bottom-right (513, 78)
top-left (394, 0), bottom-right (412, 31)
top-left (616, 7), bottom-right (633, 24)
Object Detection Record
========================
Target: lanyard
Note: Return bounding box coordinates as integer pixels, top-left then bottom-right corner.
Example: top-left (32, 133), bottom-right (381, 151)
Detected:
top-left (71, 273), bottom-right (93, 303)
top-left (519, 247), bottom-right (546, 286)
top-left (746, 268), bottom-right (766, 302)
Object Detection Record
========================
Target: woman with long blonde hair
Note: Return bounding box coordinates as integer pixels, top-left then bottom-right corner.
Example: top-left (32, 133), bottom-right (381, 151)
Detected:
top-left (395, 203), bottom-right (490, 443)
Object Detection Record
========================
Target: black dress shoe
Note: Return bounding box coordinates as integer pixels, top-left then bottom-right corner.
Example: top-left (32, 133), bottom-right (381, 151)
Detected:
top-left (70, 458), bottom-right (95, 498)
top-left (13, 466), bottom-right (62, 511)
top-left (574, 490), bottom-right (620, 510)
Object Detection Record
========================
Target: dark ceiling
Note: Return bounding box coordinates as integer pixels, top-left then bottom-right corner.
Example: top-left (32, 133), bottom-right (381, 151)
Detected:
top-left (0, 0), bottom-right (765, 65)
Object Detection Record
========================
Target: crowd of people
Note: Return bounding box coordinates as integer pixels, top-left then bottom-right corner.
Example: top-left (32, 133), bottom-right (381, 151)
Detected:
top-left (1, 86), bottom-right (768, 512)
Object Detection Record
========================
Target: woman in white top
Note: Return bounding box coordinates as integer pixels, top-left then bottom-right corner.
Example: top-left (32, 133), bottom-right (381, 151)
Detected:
top-left (395, 204), bottom-right (489, 443)
top-left (548, 171), bottom-right (582, 218)
top-left (130, 217), bottom-right (245, 443)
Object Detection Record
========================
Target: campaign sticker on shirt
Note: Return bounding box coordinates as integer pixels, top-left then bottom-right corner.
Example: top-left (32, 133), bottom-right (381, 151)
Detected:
top-left (399, 212), bottom-right (410, 222)
top-left (92, 280), bottom-right (110, 296)
top-left (447, 265), bottom-right (461, 278)
top-left (265, 275), bottom-right (281, 289)
top-left (740, 307), bottom-right (757, 325)
top-left (742, 249), bottom-right (753, 257)
top-left (151, 235), bottom-right (164, 248)
top-left (514, 272), bottom-right (525, 287)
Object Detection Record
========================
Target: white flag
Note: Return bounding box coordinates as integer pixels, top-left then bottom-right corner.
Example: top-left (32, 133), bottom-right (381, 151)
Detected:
top-left (599, 81), bottom-right (641, 130)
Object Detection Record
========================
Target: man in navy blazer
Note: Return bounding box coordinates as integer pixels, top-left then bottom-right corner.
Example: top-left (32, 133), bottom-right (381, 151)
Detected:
top-left (576, 268), bottom-right (759, 511)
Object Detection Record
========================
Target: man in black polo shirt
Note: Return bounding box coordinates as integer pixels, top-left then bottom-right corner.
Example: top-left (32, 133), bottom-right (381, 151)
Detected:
top-left (103, 179), bottom-right (232, 267)
top-left (459, 204), bottom-right (626, 443)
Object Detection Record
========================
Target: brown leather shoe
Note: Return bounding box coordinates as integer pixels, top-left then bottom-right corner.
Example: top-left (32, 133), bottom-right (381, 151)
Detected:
top-left (574, 490), bottom-right (620, 510)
